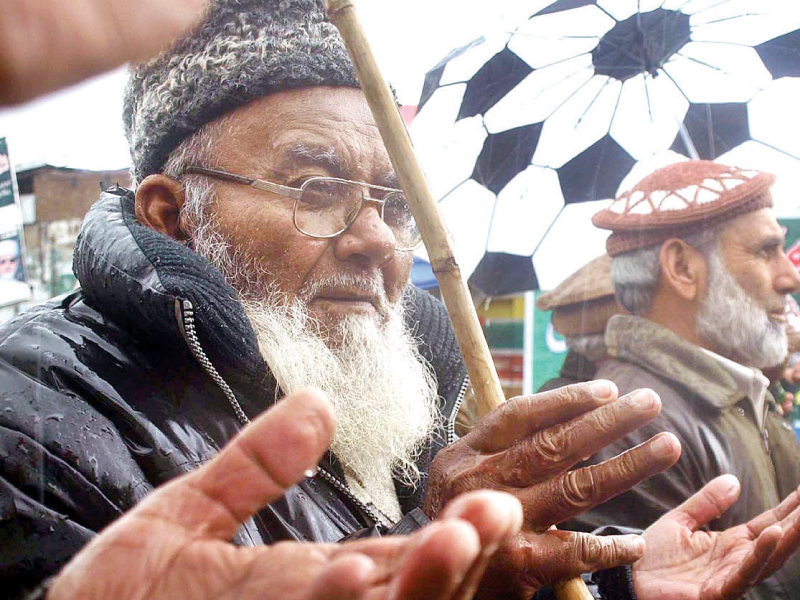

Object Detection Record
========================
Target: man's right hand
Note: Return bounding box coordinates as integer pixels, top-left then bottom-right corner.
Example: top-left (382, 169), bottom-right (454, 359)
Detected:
top-left (47, 389), bottom-right (523, 600)
top-left (424, 380), bottom-right (683, 598)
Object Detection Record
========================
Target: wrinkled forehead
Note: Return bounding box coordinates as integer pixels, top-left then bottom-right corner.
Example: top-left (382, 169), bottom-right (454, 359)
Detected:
top-left (212, 87), bottom-right (396, 185)
top-left (719, 207), bottom-right (783, 249)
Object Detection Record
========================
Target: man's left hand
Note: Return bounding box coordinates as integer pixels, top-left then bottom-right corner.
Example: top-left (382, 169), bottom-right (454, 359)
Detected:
top-left (634, 475), bottom-right (800, 600)
top-left (424, 381), bottom-right (682, 597)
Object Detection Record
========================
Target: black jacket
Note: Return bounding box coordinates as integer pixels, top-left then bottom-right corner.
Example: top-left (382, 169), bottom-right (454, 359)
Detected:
top-left (0, 188), bottom-right (469, 596)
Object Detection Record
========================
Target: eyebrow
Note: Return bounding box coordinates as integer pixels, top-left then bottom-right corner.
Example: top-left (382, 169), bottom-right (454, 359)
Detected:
top-left (756, 234), bottom-right (785, 250)
top-left (279, 144), bottom-right (401, 189)
top-left (279, 144), bottom-right (350, 179)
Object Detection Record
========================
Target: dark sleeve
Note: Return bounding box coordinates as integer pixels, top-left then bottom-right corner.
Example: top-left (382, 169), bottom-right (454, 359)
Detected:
top-left (0, 318), bottom-right (151, 598)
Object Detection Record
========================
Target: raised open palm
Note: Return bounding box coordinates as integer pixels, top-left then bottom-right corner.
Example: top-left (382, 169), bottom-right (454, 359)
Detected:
top-left (634, 475), bottom-right (800, 600)
top-left (48, 389), bottom-right (522, 600)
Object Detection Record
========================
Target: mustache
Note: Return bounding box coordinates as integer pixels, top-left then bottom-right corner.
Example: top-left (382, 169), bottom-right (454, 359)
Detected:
top-left (299, 272), bottom-right (391, 316)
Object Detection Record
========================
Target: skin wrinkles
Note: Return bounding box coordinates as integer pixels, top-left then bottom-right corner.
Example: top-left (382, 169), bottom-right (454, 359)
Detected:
top-left (717, 209), bottom-right (800, 321)
top-left (199, 86), bottom-right (412, 330)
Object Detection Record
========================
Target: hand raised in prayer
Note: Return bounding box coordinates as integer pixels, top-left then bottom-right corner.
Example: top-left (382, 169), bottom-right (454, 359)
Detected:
top-left (0, 0), bottom-right (207, 104)
top-left (423, 380), bottom-right (683, 598)
top-left (48, 389), bottom-right (523, 600)
top-left (634, 474), bottom-right (800, 600)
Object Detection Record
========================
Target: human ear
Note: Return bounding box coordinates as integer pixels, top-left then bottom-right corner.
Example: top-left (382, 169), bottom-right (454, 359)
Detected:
top-left (135, 175), bottom-right (188, 241)
top-left (659, 239), bottom-right (705, 302)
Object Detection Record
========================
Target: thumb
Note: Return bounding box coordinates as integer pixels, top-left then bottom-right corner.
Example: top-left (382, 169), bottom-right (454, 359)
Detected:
top-left (134, 388), bottom-right (336, 540)
top-left (668, 474), bottom-right (741, 531)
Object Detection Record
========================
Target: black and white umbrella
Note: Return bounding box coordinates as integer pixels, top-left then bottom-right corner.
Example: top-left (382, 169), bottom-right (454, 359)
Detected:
top-left (410, 0), bottom-right (800, 294)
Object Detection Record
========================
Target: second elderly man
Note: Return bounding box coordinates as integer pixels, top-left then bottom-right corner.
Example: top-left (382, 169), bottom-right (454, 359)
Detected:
top-left (580, 160), bottom-right (800, 600)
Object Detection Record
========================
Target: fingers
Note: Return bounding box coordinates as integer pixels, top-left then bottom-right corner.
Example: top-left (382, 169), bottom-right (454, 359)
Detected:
top-left (518, 530), bottom-right (646, 588)
top-left (309, 554), bottom-right (378, 600)
top-left (0, 0), bottom-right (207, 104)
top-left (747, 484), bottom-right (800, 533)
top-left (379, 520), bottom-right (482, 600)
top-left (486, 389), bottom-right (664, 488)
top-left (761, 490), bottom-right (800, 575)
top-left (466, 380), bottom-right (619, 453)
top-left (666, 474), bottom-right (742, 531)
top-left (520, 432), bottom-right (681, 528)
top-left (711, 526), bottom-right (781, 600)
top-left (136, 389), bottom-right (336, 539)
top-left (440, 492), bottom-right (524, 600)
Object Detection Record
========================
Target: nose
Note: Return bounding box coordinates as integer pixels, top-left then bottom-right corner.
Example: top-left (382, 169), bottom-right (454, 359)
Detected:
top-left (333, 202), bottom-right (396, 268)
top-left (776, 251), bottom-right (800, 295)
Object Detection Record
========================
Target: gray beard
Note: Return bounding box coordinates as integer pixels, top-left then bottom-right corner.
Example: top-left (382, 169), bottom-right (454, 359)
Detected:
top-left (696, 250), bottom-right (787, 369)
top-left (186, 197), bottom-right (439, 499)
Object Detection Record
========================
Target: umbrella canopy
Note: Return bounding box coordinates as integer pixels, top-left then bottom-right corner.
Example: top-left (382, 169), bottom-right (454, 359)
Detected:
top-left (411, 0), bottom-right (800, 294)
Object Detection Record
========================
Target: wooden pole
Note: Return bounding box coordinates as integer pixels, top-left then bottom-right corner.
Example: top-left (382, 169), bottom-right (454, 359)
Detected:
top-left (325, 2), bottom-right (593, 599)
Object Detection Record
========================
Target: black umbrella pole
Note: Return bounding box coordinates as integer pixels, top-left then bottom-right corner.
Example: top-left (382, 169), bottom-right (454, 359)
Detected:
top-left (325, 3), bottom-right (593, 600)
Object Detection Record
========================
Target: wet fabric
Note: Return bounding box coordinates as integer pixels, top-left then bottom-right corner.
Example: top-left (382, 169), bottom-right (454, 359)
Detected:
top-left (570, 314), bottom-right (800, 600)
top-left (0, 187), bottom-right (467, 596)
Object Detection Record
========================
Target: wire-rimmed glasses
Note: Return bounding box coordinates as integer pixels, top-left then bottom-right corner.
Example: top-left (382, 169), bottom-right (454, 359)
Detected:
top-left (182, 166), bottom-right (422, 251)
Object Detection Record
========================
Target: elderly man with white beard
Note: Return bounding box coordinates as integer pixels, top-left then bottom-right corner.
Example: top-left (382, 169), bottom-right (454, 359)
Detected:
top-left (573, 160), bottom-right (800, 600)
top-left (7, 3), bottom-right (800, 600)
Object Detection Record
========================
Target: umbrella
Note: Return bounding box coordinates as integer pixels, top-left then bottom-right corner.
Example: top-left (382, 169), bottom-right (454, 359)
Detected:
top-left (410, 0), bottom-right (800, 295)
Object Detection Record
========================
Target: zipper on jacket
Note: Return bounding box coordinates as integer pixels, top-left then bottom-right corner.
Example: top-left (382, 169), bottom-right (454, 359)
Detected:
top-left (175, 299), bottom-right (250, 426)
top-left (447, 376), bottom-right (471, 444)
top-left (175, 299), bottom-right (383, 529)
top-left (316, 467), bottom-right (384, 527)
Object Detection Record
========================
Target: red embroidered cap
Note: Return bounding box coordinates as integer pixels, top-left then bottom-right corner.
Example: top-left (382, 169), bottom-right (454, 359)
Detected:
top-left (592, 161), bottom-right (775, 256)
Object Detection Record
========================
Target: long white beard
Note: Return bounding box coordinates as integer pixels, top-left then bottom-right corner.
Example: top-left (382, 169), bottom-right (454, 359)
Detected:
top-left (243, 295), bottom-right (439, 496)
top-left (696, 251), bottom-right (787, 368)
top-left (186, 197), bottom-right (439, 504)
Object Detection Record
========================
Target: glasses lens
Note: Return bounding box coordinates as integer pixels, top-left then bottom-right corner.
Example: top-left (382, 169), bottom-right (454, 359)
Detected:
top-left (296, 179), bottom-right (361, 237)
top-left (383, 192), bottom-right (421, 250)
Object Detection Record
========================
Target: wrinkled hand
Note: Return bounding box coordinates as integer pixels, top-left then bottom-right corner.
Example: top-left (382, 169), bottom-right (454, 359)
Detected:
top-left (634, 475), bottom-right (800, 600)
top-left (424, 381), bottom-right (682, 598)
top-left (48, 389), bottom-right (523, 600)
top-left (0, 0), bottom-right (207, 104)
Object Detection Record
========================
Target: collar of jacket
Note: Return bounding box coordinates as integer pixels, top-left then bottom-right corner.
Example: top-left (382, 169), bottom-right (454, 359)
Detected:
top-left (605, 314), bottom-right (747, 409)
top-left (72, 187), bottom-right (272, 414)
top-left (71, 187), bottom-right (466, 442)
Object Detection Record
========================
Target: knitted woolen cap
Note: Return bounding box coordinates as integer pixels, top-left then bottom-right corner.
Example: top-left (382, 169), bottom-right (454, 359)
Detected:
top-left (593, 161), bottom-right (775, 256)
top-left (123, 0), bottom-right (360, 183)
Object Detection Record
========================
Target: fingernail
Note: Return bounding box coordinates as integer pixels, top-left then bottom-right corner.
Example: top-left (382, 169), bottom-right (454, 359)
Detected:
top-left (590, 380), bottom-right (615, 399)
top-left (651, 434), bottom-right (675, 455)
top-left (628, 535), bottom-right (646, 555)
top-left (720, 474), bottom-right (741, 496)
top-left (629, 389), bottom-right (658, 410)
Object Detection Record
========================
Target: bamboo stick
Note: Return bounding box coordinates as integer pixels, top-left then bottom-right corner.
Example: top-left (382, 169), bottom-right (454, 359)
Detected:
top-left (325, 2), bottom-right (593, 599)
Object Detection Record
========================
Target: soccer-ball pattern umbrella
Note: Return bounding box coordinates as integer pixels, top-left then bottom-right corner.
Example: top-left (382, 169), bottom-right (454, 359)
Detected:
top-left (410, 0), bottom-right (800, 294)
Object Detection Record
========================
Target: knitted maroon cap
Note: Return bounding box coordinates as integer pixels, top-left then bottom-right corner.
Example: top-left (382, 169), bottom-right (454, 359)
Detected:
top-left (592, 161), bottom-right (776, 256)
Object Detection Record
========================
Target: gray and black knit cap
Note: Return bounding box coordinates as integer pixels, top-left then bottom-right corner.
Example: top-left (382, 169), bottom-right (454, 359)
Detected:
top-left (123, 0), bottom-right (360, 183)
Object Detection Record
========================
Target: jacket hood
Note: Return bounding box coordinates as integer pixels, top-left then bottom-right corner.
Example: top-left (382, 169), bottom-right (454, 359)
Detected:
top-left (73, 187), bottom-right (266, 385)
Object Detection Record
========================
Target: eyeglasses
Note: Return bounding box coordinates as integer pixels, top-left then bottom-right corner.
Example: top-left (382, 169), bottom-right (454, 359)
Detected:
top-left (182, 166), bottom-right (422, 251)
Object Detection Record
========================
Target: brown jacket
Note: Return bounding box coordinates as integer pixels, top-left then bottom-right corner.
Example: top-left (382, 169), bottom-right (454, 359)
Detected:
top-left (569, 315), bottom-right (800, 600)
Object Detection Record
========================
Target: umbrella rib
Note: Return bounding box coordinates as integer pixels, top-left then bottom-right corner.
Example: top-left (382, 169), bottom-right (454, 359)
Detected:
top-left (695, 13), bottom-right (764, 27)
top-left (577, 77), bottom-right (614, 128)
top-left (691, 0), bottom-right (738, 17)
top-left (661, 65), bottom-right (692, 104)
top-left (705, 103), bottom-right (715, 157)
top-left (643, 76), bottom-right (655, 123)
top-left (751, 140), bottom-right (800, 163)
top-left (510, 32), bottom-right (600, 40)
top-left (543, 73), bottom-right (597, 122)
top-left (531, 204), bottom-right (566, 259)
